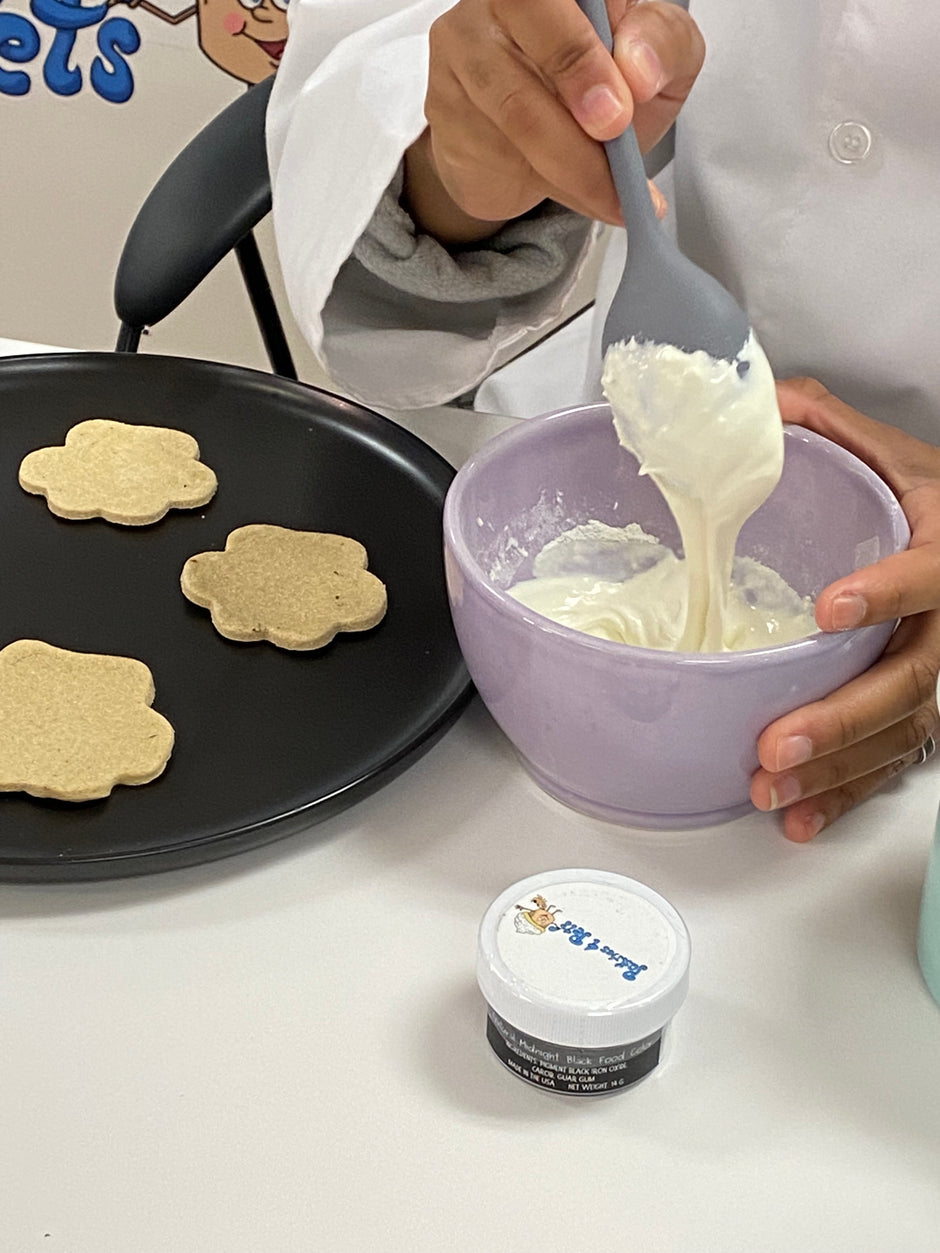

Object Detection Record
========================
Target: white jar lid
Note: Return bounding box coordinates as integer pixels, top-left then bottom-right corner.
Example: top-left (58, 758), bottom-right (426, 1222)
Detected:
top-left (477, 868), bottom-right (690, 1049)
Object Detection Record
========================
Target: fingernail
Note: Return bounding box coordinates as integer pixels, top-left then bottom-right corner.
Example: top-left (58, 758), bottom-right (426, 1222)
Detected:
top-left (649, 181), bottom-right (668, 219)
top-left (577, 84), bottom-right (625, 132)
top-left (785, 810), bottom-right (825, 842)
top-left (775, 735), bottom-right (813, 771)
top-left (802, 812), bottom-right (826, 841)
top-left (769, 774), bottom-right (802, 809)
top-left (829, 593), bottom-right (867, 631)
top-left (623, 40), bottom-right (666, 94)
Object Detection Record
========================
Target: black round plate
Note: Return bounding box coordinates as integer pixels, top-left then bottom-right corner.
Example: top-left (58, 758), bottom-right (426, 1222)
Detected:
top-left (0, 354), bottom-right (472, 880)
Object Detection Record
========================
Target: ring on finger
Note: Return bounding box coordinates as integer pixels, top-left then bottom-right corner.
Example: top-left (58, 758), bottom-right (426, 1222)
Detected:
top-left (915, 734), bottom-right (937, 767)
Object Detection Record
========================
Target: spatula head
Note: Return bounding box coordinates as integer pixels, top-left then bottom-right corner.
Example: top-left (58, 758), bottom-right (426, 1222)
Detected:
top-left (602, 216), bottom-right (751, 362)
top-left (573, 0), bottom-right (751, 363)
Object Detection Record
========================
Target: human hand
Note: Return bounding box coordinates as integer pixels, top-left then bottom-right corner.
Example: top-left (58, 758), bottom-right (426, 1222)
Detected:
top-left (403, 0), bottom-right (704, 243)
top-left (751, 377), bottom-right (940, 841)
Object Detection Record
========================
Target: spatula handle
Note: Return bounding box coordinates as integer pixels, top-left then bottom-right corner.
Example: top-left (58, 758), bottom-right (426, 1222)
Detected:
top-left (575, 0), bottom-right (662, 247)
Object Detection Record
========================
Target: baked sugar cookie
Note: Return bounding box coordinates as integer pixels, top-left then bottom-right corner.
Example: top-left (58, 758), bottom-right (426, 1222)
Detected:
top-left (0, 639), bottom-right (175, 802)
top-left (181, 524), bottom-right (387, 650)
top-left (18, 418), bottom-right (217, 525)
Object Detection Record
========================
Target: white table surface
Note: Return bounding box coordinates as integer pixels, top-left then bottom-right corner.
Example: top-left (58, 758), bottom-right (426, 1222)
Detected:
top-left (2, 338), bottom-right (939, 1253)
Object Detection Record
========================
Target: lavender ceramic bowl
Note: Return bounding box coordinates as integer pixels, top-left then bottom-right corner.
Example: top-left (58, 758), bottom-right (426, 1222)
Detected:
top-left (443, 403), bottom-right (910, 828)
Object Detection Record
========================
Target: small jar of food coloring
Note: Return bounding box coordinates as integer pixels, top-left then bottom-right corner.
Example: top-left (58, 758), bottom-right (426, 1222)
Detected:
top-left (477, 868), bottom-right (690, 1096)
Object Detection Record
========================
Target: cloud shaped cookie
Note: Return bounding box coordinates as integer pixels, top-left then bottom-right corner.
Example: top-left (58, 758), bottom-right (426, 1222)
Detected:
top-left (181, 524), bottom-right (387, 650)
top-left (19, 418), bottom-right (217, 525)
top-left (0, 639), bottom-right (175, 802)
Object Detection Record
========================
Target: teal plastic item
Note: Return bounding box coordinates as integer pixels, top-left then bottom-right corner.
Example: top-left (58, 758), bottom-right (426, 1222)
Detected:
top-left (917, 807), bottom-right (940, 1007)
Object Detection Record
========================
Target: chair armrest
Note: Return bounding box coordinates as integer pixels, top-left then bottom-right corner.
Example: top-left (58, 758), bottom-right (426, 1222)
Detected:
top-left (114, 75), bottom-right (275, 329)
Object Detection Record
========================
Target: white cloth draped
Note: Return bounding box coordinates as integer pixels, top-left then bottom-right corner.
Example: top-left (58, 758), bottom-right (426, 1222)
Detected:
top-left (268, 0), bottom-right (940, 435)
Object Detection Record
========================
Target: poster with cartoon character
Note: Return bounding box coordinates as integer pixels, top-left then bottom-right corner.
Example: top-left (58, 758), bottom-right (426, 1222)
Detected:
top-left (0, 0), bottom-right (288, 102)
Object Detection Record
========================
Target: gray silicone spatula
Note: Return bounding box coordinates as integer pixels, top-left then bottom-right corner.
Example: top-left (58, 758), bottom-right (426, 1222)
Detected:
top-left (577, 0), bottom-right (750, 361)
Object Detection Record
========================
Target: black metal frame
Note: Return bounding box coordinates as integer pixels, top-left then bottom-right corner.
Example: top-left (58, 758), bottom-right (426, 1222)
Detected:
top-left (113, 75), bottom-right (296, 379)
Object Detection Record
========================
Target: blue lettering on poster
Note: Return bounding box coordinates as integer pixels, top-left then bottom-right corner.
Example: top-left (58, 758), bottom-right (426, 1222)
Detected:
top-left (91, 14), bottom-right (138, 101)
top-left (0, 0), bottom-right (138, 100)
top-left (0, 8), bottom-right (40, 96)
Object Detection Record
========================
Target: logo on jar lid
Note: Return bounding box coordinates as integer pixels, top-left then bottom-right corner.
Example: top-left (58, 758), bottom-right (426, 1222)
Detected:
top-left (513, 894), bottom-right (561, 934)
top-left (512, 890), bottom-right (649, 981)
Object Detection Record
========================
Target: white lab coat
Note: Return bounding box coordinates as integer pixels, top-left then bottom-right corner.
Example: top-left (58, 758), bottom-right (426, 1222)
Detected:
top-left (268, 0), bottom-right (940, 439)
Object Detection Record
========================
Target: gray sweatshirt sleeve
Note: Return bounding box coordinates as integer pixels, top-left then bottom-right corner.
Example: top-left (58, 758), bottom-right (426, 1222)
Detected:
top-left (318, 163), bottom-right (598, 408)
top-left (350, 163), bottom-right (593, 303)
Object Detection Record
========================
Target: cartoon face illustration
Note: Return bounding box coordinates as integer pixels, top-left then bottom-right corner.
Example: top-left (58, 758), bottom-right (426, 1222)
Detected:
top-left (197, 0), bottom-right (289, 84)
top-left (514, 894), bottom-right (560, 935)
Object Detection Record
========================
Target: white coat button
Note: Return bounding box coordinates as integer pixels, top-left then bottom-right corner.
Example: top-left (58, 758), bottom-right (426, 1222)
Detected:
top-left (828, 121), bottom-right (873, 164)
